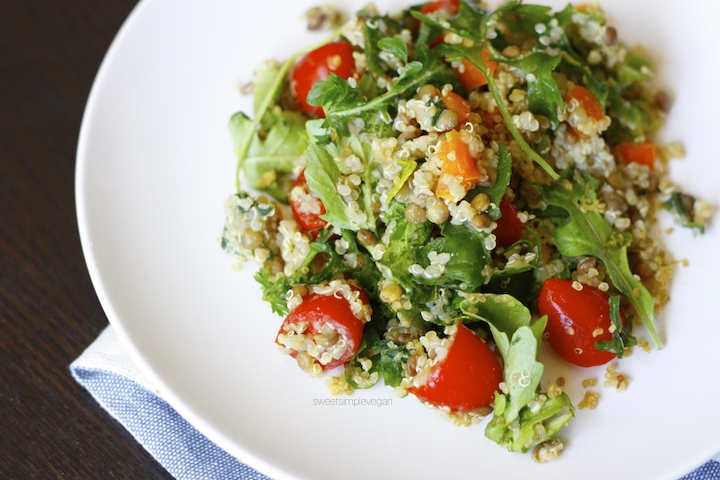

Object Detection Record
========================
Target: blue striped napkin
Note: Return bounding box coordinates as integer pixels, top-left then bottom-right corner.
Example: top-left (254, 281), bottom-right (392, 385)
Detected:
top-left (71, 326), bottom-right (719, 480)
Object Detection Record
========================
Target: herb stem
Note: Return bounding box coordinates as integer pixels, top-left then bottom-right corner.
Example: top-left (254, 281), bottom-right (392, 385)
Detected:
top-left (477, 55), bottom-right (560, 181)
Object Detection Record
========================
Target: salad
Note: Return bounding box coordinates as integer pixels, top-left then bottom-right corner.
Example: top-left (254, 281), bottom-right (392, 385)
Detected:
top-left (221, 0), bottom-right (712, 460)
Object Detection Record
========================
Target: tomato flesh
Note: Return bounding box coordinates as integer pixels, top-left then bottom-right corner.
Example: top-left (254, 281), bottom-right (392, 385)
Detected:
top-left (408, 324), bottom-right (502, 412)
top-left (419, 0), bottom-right (459, 14)
top-left (493, 198), bottom-right (523, 249)
top-left (290, 41), bottom-right (357, 117)
top-left (290, 169), bottom-right (327, 234)
top-left (277, 286), bottom-right (369, 371)
top-left (538, 278), bottom-right (625, 367)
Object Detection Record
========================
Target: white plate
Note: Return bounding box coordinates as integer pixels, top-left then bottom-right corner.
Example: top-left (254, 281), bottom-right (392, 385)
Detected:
top-left (76, 0), bottom-right (720, 478)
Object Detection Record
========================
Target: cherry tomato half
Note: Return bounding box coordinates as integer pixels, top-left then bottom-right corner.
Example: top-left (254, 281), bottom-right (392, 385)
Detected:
top-left (290, 41), bottom-right (357, 117)
top-left (538, 278), bottom-right (625, 367)
top-left (277, 285), bottom-right (370, 372)
top-left (493, 198), bottom-right (523, 249)
top-left (289, 169), bottom-right (328, 234)
top-left (408, 324), bottom-right (502, 412)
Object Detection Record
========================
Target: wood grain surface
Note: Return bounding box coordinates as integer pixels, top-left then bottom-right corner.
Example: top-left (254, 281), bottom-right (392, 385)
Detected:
top-left (0, 2), bottom-right (173, 478)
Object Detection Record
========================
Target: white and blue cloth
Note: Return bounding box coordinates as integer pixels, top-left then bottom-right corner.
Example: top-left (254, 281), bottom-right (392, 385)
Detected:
top-left (71, 326), bottom-right (720, 480)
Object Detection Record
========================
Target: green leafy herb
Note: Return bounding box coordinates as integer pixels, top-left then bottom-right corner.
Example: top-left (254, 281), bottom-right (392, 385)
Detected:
top-left (376, 201), bottom-right (435, 301)
top-left (595, 295), bottom-right (637, 357)
top-left (254, 267), bottom-right (293, 316)
top-left (459, 294), bottom-right (535, 342)
top-left (377, 36), bottom-right (409, 64)
top-left (229, 109), bottom-right (308, 202)
top-left (616, 53), bottom-right (653, 86)
top-left (504, 53), bottom-right (563, 125)
top-left (417, 222), bottom-right (492, 290)
top-left (230, 30), bottom-right (344, 192)
top-left (664, 191), bottom-right (706, 233)
top-left (468, 145), bottom-right (512, 220)
top-left (485, 326), bottom-right (574, 453)
top-left (308, 44), bottom-right (460, 120)
top-left (456, 290), bottom-right (570, 452)
top-left (345, 329), bottom-right (409, 389)
top-left (304, 141), bottom-right (374, 231)
top-left (539, 173), bottom-right (662, 348)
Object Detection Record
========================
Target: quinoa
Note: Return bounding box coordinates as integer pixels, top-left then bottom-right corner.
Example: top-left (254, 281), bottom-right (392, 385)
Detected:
top-left (221, 0), bottom-right (713, 459)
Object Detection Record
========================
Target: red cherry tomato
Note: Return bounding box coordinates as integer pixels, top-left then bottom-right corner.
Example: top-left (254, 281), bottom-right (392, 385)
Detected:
top-left (538, 278), bottom-right (625, 367)
top-left (290, 169), bottom-right (328, 235)
top-left (290, 41), bottom-right (357, 117)
top-left (494, 198), bottom-right (523, 249)
top-left (419, 0), bottom-right (459, 14)
top-left (408, 324), bottom-right (502, 412)
top-left (277, 286), bottom-right (369, 371)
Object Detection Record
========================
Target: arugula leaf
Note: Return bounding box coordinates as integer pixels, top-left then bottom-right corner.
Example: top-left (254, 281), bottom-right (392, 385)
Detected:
top-left (362, 13), bottom-right (407, 75)
top-left (230, 30), bottom-right (346, 192)
top-left (252, 63), bottom-right (283, 119)
top-left (345, 328), bottom-right (409, 389)
top-left (377, 36), bottom-right (409, 64)
top-left (595, 295), bottom-right (637, 357)
top-left (544, 5), bottom-right (610, 107)
top-left (376, 201), bottom-right (434, 298)
top-left (483, 270), bottom-right (537, 308)
top-left (495, 2), bottom-right (553, 40)
top-left (417, 222), bottom-right (492, 291)
top-left (253, 227), bottom-right (383, 317)
top-left (411, 0), bottom-right (489, 44)
top-left (458, 294), bottom-right (534, 343)
top-left (304, 143), bottom-right (373, 231)
top-left (539, 174), bottom-right (662, 348)
top-left (455, 289), bottom-right (569, 452)
top-left (487, 389), bottom-right (574, 453)
top-left (605, 83), bottom-right (661, 142)
top-left (307, 73), bottom-right (365, 116)
top-left (484, 326), bottom-right (574, 453)
top-left (308, 44), bottom-right (460, 120)
top-left (495, 326), bottom-right (544, 420)
top-left (504, 53), bottom-right (563, 125)
top-left (229, 109), bottom-right (308, 202)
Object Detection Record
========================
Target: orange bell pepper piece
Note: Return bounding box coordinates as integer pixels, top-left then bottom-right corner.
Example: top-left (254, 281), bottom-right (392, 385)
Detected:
top-left (565, 85), bottom-right (604, 121)
top-left (435, 130), bottom-right (481, 200)
top-left (454, 46), bottom-right (497, 91)
top-left (614, 142), bottom-right (656, 169)
top-left (441, 91), bottom-right (471, 124)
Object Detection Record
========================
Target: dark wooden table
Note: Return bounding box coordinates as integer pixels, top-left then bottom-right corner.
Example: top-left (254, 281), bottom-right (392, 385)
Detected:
top-left (0, 2), bottom-right (173, 478)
